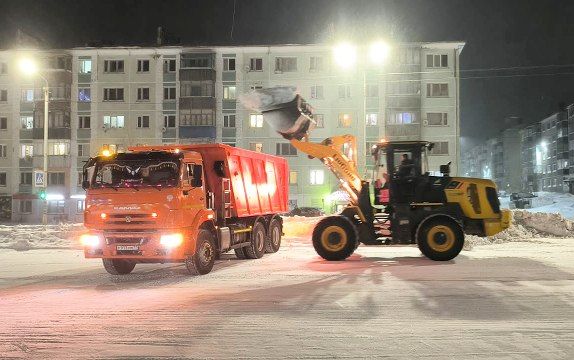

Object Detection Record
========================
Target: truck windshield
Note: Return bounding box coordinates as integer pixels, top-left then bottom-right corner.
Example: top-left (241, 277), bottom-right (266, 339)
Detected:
top-left (90, 152), bottom-right (181, 189)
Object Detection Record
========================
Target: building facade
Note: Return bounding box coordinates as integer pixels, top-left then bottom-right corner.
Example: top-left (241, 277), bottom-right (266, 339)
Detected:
top-left (0, 42), bottom-right (464, 223)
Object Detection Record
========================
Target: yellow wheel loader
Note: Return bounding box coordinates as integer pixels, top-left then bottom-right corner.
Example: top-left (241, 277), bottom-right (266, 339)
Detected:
top-left (244, 87), bottom-right (511, 261)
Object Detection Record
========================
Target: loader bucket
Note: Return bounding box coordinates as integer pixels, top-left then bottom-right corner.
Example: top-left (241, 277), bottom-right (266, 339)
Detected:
top-left (239, 86), bottom-right (315, 140)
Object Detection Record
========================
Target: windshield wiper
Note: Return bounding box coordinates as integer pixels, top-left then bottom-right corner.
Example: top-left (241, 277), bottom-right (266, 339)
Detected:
top-left (102, 183), bottom-right (118, 191)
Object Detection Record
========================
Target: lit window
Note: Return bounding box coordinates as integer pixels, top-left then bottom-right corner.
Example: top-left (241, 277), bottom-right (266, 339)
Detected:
top-left (78, 88), bottom-right (91, 102)
top-left (49, 142), bottom-right (69, 156)
top-left (223, 86), bottom-right (236, 100)
top-left (21, 89), bottom-right (34, 102)
top-left (338, 113), bottom-right (352, 128)
top-left (366, 113), bottom-right (378, 126)
top-left (20, 116), bottom-right (34, 129)
top-left (289, 171), bottom-right (298, 184)
top-left (310, 170), bottom-right (325, 185)
top-left (250, 114), bottom-right (263, 128)
top-left (250, 143), bottom-right (263, 153)
top-left (79, 59), bottom-right (92, 74)
top-left (103, 115), bottom-right (125, 129)
top-left (391, 112), bottom-right (416, 124)
top-left (20, 144), bottom-right (34, 158)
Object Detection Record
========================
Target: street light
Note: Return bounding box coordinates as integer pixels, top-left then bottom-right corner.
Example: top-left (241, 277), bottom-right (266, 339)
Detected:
top-left (19, 57), bottom-right (50, 225)
top-left (369, 41), bottom-right (391, 65)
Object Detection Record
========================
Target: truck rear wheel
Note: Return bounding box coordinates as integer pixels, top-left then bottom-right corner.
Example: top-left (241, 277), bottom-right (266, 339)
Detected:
top-left (312, 216), bottom-right (358, 261)
top-left (244, 221), bottom-right (266, 259)
top-left (417, 218), bottom-right (464, 261)
top-left (102, 259), bottom-right (136, 275)
top-left (234, 247), bottom-right (247, 259)
top-left (185, 229), bottom-right (216, 275)
top-left (265, 218), bottom-right (282, 253)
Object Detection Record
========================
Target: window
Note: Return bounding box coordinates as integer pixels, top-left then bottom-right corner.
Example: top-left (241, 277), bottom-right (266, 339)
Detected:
top-left (20, 144), bottom-right (34, 158)
top-left (20, 172), bottom-right (32, 185)
top-left (0, 90), bottom-right (7, 102)
top-left (78, 116), bottom-right (91, 129)
top-left (20, 116), bottom-right (33, 129)
top-left (366, 141), bottom-right (378, 156)
top-left (137, 87), bottom-right (150, 101)
top-left (78, 88), bottom-right (91, 102)
top-left (426, 54), bottom-right (448, 68)
top-left (181, 58), bottom-right (209, 68)
top-left (0, 117), bottom-right (6, 130)
top-left (103, 115), bottom-right (125, 129)
top-left (276, 143), bottom-right (297, 156)
top-left (77, 200), bottom-right (85, 213)
top-left (399, 47), bottom-right (420, 65)
top-left (0, 62), bottom-right (7, 74)
top-left (310, 170), bottom-right (325, 185)
top-left (164, 115), bottom-right (176, 128)
top-left (164, 59), bottom-right (176, 72)
top-left (250, 114), bottom-right (263, 128)
top-left (21, 89), bottom-right (34, 102)
top-left (0, 172), bottom-right (6, 186)
top-left (163, 87), bottom-right (176, 100)
top-left (103, 88), bottom-right (124, 101)
top-left (223, 86), bottom-right (236, 100)
top-left (429, 141), bottom-right (449, 155)
top-left (427, 113), bottom-right (448, 126)
top-left (366, 84), bottom-right (379, 97)
top-left (78, 143), bottom-right (89, 157)
top-left (366, 113), bottom-right (378, 126)
top-left (426, 83), bottom-right (449, 97)
top-left (223, 114), bottom-right (236, 128)
top-left (79, 59), bottom-right (92, 74)
top-left (338, 113), bottom-right (352, 128)
top-left (250, 143), bottom-right (263, 153)
top-left (309, 56), bottom-right (323, 72)
top-left (19, 200), bottom-right (32, 214)
top-left (49, 112), bottom-right (69, 128)
top-left (391, 112), bottom-right (417, 124)
top-left (48, 172), bottom-right (65, 185)
top-left (311, 85), bottom-right (324, 99)
top-left (137, 115), bottom-right (150, 128)
top-left (314, 114), bottom-right (324, 128)
top-left (103, 60), bottom-right (124, 73)
top-left (137, 59), bottom-right (150, 72)
top-left (47, 201), bottom-right (65, 214)
top-left (0, 145), bottom-right (6, 157)
top-left (180, 113), bottom-right (214, 126)
top-left (49, 142), bottom-right (69, 156)
top-left (289, 171), bottom-right (298, 184)
top-left (275, 57), bottom-right (297, 72)
top-left (338, 85), bottom-right (351, 99)
top-left (249, 58), bottom-right (263, 71)
top-left (223, 58), bottom-right (236, 71)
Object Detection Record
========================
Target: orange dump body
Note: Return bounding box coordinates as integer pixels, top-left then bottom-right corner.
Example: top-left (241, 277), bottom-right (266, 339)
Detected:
top-left (82, 144), bottom-right (288, 263)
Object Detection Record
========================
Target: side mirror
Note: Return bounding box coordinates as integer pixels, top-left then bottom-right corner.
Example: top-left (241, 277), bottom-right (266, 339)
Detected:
top-left (82, 180), bottom-right (90, 190)
top-left (440, 162), bottom-right (452, 176)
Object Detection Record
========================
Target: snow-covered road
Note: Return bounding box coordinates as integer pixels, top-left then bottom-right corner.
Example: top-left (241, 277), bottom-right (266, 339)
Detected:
top-left (0, 237), bottom-right (573, 359)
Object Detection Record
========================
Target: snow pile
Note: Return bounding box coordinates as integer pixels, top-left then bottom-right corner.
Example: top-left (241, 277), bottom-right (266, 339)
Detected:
top-left (0, 223), bottom-right (85, 251)
top-left (501, 191), bottom-right (574, 219)
top-left (282, 216), bottom-right (322, 238)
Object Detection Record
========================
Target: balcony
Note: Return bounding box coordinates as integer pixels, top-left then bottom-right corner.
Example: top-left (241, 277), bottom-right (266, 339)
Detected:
top-left (385, 124), bottom-right (421, 139)
top-left (385, 96), bottom-right (421, 109)
top-left (20, 128), bottom-right (72, 140)
top-left (179, 126), bottom-right (216, 139)
top-left (18, 155), bottom-right (71, 169)
top-left (179, 97), bottom-right (216, 109)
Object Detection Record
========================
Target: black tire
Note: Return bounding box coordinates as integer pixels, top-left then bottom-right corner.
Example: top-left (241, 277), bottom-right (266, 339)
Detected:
top-left (265, 218), bottom-right (282, 253)
top-left (185, 229), bottom-right (216, 275)
top-left (244, 221), bottom-right (266, 259)
top-left (234, 247), bottom-right (247, 259)
top-left (102, 259), bottom-right (136, 275)
top-left (312, 216), bottom-right (358, 261)
top-left (417, 217), bottom-right (464, 261)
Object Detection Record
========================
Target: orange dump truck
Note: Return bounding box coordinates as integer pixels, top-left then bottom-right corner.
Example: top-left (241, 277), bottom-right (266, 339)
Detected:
top-left (80, 144), bottom-right (288, 275)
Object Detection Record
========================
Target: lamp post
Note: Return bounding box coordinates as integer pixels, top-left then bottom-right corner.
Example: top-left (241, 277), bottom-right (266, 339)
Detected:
top-left (19, 58), bottom-right (49, 225)
top-left (332, 41), bottom-right (391, 175)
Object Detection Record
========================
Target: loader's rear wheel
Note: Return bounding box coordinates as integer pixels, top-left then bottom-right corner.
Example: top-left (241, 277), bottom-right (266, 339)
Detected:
top-left (312, 216), bottom-right (358, 261)
top-left (265, 218), bottom-right (282, 253)
top-left (102, 259), bottom-right (136, 275)
top-left (417, 218), bottom-right (464, 261)
top-left (185, 229), bottom-right (216, 275)
top-left (244, 222), bottom-right (266, 259)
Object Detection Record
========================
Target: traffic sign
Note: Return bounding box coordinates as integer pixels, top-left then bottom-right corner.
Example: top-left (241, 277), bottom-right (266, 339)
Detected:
top-left (34, 170), bottom-right (46, 188)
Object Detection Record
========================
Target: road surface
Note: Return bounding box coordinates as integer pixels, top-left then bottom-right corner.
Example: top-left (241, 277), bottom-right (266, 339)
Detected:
top-left (0, 237), bottom-right (573, 359)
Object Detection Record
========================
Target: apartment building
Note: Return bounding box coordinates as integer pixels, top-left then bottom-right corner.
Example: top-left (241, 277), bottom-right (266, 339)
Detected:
top-left (0, 42), bottom-right (464, 222)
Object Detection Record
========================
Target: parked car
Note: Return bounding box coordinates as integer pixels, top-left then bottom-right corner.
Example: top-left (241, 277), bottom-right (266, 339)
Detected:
top-left (509, 192), bottom-right (536, 209)
top-left (288, 207), bottom-right (325, 217)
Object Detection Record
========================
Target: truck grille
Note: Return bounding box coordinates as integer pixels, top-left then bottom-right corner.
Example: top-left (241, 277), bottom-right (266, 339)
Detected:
top-left (106, 213), bottom-right (156, 225)
top-left (105, 236), bottom-right (150, 245)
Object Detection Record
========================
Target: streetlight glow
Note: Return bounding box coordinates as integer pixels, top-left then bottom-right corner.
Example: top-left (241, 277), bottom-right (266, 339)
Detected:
top-left (333, 43), bottom-right (357, 69)
top-left (18, 58), bottom-right (39, 76)
top-left (369, 41), bottom-right (391, 65)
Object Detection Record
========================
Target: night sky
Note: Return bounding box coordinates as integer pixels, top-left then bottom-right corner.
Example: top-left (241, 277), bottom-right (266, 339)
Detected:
top-left (1, 0), bottom-right (573, 148)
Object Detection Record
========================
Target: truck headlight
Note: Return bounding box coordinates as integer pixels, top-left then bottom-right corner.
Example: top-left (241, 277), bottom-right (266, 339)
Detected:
top-left (80, 234), bottom-right (100, 248)
top-left (160, 233), bottom-right (184, 248)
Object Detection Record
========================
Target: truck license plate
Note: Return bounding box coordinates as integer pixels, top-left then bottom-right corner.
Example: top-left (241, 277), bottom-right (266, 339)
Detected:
top-left (116, 245), bottom-right (139, 251)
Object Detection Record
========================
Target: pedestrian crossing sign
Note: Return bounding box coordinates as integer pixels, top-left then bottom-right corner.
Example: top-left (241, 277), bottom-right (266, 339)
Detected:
top-left (34, 170), bottom-right (46, 188)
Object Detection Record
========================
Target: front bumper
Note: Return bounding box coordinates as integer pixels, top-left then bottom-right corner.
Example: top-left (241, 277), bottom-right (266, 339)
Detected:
top-left (83, 230), bottom-right (188, 261)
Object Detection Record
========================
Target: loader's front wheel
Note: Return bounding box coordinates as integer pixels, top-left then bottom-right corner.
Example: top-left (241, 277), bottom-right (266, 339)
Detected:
top-left (102, 259), bottom-right (136, 275)
top-left (312, 216), bottom-right (358, 261)
top-left (417, 218), bottom-right (464, 261)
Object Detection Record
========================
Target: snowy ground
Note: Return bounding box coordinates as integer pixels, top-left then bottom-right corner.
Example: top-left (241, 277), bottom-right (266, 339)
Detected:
top-left (0, 223), bottom-right (573, 358)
